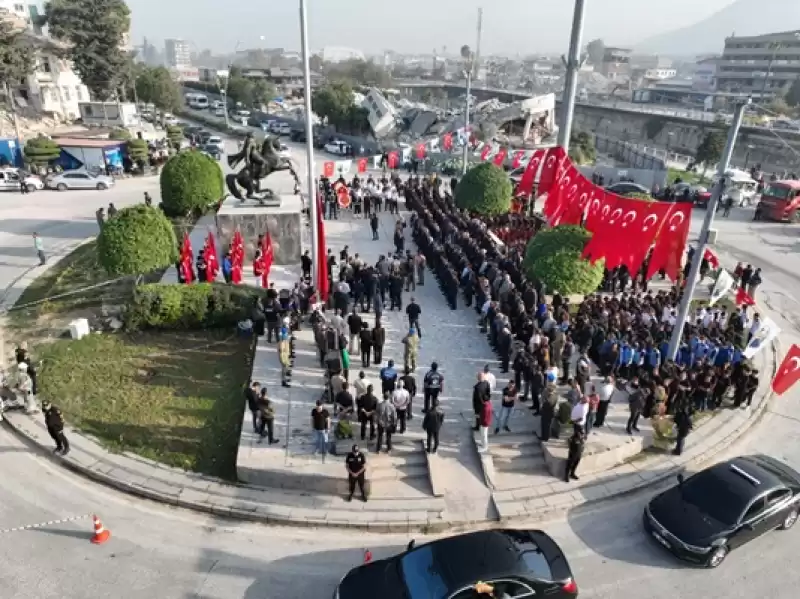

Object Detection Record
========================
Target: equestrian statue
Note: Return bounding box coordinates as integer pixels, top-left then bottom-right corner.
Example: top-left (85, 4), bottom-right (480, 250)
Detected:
top-left (226, 133), bottom-right (301, 204)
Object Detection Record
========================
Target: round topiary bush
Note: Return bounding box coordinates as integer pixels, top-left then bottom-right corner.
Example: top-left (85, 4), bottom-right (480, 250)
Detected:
top-left (97, 205), bottom-right (178, 275)
top-left (454, 162), bottom-right (512, 215)
top-left (159, 150), bottom-right (224, 217)
top-left (523, 225), bottom-right (605, 296)
top-left (126, 138), bottom-right (149, 163)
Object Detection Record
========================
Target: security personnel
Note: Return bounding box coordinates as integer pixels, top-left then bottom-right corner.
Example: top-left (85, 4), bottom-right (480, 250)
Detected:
top-left (42, 400), bottom-right (70, 455)
top-left (345, 444), bottom-right (368, 502)
top-left (564, 424), bottom-right (585, 482)
top-left (422, 362), bottom-right (444, 413)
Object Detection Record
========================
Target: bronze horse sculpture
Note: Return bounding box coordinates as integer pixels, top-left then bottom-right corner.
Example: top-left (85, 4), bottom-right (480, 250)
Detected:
top-left (226, 133), bottom-right (301, 203)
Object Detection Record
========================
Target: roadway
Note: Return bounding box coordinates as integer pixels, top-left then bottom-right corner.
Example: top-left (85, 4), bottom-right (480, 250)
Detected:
top-left (1, 136), bottom-right (800, 597)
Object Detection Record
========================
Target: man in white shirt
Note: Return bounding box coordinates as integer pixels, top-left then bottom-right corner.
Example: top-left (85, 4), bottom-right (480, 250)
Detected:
top-left (391, 380), bottom-right (410, 433)
top-left (482, 364), bottom-right (496, 394)
top-left (571, 395), bottom-right (589, 431)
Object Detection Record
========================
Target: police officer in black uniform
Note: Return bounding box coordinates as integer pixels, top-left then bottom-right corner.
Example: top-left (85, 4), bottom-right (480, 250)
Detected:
top-left (565, 424), bottom-right (585, 482)
top-left (345, 444), bottom-right (368, 502)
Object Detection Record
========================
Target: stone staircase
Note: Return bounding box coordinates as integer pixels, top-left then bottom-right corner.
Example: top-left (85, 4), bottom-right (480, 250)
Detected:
top-left (365, 438), bottom-right (435, 500)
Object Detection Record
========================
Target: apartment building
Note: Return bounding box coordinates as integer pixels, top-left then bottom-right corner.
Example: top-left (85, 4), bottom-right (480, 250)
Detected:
top-left (165, 38), bottom-right (192, 69)
top-left (717, 29), bottom-right (800, 100)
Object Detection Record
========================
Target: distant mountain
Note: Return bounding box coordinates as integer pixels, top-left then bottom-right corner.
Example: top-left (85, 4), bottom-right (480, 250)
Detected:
top-left (636, 0), bottom-right (800, 56)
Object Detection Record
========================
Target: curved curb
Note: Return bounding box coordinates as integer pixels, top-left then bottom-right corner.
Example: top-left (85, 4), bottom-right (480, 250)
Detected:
top-left (2, 335), bottom-right (778, 533)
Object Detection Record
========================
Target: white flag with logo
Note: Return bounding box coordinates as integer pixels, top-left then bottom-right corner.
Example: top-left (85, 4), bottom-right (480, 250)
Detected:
top-left (744, 316), bottom-right (781, 359)
top-left (709, 269), bottom-right (735, 307)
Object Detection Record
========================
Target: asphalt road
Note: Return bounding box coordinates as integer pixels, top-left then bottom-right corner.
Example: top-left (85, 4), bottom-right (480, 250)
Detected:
top-left (1, 146), bottom-right (800, 597)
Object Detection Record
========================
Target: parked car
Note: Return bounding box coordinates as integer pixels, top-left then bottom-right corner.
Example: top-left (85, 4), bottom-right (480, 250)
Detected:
top-left (276, 122), bottom-right (292, 135)
top-left (0, 168), bottom-right (44, 192)
top-left (605, 181), bottom-right (651, 196)
top-left (644, 455), bottom-right (800, 568)
top-left (324, 140), bottom-right (351, 155)
top-left (334, 530), bottom-right (578, 599)
top-left (47, 170), bottom-right (115, 191)
top-left (214, 107), bottom-right (226, 117)
top-left (206, 136), bottom-right (225, 152)
top-left (202, 144), bottom-right (222, 161)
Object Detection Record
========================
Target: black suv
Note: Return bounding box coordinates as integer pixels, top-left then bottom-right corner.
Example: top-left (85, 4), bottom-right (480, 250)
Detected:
top-left (644, 455), bottom-right (800, 568)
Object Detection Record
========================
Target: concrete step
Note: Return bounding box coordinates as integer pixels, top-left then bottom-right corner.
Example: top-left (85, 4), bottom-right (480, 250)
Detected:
top-left (490, 433), bottom-right (540, 449)
top-left (366, 450), bottom-right (427, 469)
top-left (491, 444), bottom-right (544, 460)
top-left (492, 455), bottom-right (549, 474)
top-left (368, 463), bottom-right (429, 481)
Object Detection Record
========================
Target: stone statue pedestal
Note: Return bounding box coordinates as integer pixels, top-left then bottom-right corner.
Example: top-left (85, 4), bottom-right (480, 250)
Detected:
top-left (215, 194), bottom-right (303, 265)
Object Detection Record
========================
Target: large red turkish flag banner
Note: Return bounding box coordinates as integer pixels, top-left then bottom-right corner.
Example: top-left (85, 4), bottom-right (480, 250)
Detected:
top-left (773, 344), bottom-right (800, 396)
top-left (538, 146), bottom-right (567, 196)
top-left (645, 203), bottom-right (692, 281)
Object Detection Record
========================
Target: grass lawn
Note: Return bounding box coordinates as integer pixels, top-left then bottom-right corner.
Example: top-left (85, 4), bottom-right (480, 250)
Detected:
top-left (667, 167), bottom-right (710, 187)
top-left (37, 330), bottom-right (254, 480)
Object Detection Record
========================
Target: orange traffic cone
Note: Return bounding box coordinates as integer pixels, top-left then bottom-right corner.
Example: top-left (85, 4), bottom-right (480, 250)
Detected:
top-left (90, 515), bottom-right (111, 545)
top-left (363, 549), bottom-right (372, 564)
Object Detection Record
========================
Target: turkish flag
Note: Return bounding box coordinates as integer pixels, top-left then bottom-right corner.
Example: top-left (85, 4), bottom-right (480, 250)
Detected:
top-left (333, 181), bottom-right (351, 207)
top-left (538, 146), bottom-right (567, 196)
top-left (492, 147), bottom-right (508, 166)
top-left (323, 161), bottom-right (335, 178)
top-left (615, 199), bottom-right (675, 274)
top-left (735, 287), bottom-right (756, 306)
top-left (511, 150), bottom-right (526, 169)
top-left (772, 344), bottom-right (800, 395)
top-left (231, 261), bottom-right (242, 284)
top-left (205, 232), bottom-right (218, 279)
top-left (480, 144), bottom-right (493, 161)
top-left (415, 143), bottom-right (426, 159)
top-left (181, 232), bottom-right (193, 263)
top-left (544, 161), bottom-right (581, 224)
top-left (443, 134), bottom-right (453, 151)
top-left (703, 247), bottom-right (720, 270)
top-left (357, 158), bottom-right (367, 173)
top-left (514, 149), bottom-right (544, 198)
top-left (645, 203), bottom-right (692, 281)
top-left (387, 151), bottom-right (399, 169)
top-left (261, 232), bottom-right (274, 288)
top-left (557, 173), bottom-right (596, 226)
top-left (180, 257), bottom-right (194, 284)
top-left (584, 190), bottom-right (618, 234)
top-left (581, 198), bottom-right (631, 267)
top-left (315, 193), bottom-right (329, 302)
top-left (231, 228), bottom-right (244, 271)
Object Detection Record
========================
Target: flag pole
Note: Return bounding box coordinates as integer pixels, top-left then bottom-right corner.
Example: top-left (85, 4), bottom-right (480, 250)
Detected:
top-left (299, 0), bottom-right (319, 287)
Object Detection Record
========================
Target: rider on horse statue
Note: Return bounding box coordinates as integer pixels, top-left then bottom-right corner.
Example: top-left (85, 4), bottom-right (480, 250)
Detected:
top-left (226, 132), bottom-right (300, 203)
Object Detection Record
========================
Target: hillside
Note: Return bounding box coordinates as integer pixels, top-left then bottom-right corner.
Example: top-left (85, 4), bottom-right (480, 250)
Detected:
top-left (637, 0), bottom-right (800, 56)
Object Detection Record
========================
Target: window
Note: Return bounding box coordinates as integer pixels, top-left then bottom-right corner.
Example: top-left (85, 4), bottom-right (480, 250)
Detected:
top-left (765, 489), bottom-right (791, 507)
top-left (42, 59), bottom-right (52, 74)
top-left (742, 498), bottom-right (766, 522)
top-left (75, 87), bottom-right (83, 101)
top-left (14, 4), bottom-right (24, 11)
top-left (62, 87), bottom-right (71, 101)
top-left (763, 185), bottom-right (793, 200)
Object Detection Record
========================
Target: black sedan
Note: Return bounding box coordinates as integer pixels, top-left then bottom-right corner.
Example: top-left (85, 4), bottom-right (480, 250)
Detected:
top-left (644, 455), bottom-right (800, 568)
top-left (605, 181), bottom-right (651, 197)
top-left (334, 529), bottom-right (578, 599)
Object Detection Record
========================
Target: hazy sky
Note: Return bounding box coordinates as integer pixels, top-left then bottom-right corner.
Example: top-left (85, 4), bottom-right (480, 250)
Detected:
top-left (126, 0), bottom-right (737, 56)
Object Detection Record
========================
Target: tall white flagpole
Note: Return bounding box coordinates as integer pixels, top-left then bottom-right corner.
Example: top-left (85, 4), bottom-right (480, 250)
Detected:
top-left (299, 0), bottom-right (319, 286)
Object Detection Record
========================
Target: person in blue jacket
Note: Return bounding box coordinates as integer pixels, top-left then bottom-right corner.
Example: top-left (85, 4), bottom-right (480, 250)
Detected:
top-left (617, 342), bottom-right (633, 379)
top-left (714, 342), bottom-right (734, 368)
top-left (677, 343), bottom-right (692, 367)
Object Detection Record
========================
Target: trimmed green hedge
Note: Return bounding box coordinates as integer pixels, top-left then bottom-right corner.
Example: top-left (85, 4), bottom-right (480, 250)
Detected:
top-left (454, 162), bottom-right (512, 216)
top-left (523, 225), bottom-right (605, 296)
top-left (124, 283), bottom-right (259, 331)
top-left (159, 150), bottom-right (225, 217)
top-left (97, 205), bottom-right (178, 276)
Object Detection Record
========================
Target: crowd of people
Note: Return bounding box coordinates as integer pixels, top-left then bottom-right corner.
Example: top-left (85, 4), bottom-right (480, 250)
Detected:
top-left (404, 179), bottom-right (765, 478)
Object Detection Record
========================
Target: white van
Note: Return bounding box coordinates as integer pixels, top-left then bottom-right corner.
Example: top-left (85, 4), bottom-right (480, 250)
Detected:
top-left (188, 94), bottom-right (209, 110)
top-left (716, 169), bottom-right (758, 207)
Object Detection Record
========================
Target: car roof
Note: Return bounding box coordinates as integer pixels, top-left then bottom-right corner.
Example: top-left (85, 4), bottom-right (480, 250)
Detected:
top-left (694, 455), bottom-right (792, 498)
top-left (407, 530), bottom-right (555, 589)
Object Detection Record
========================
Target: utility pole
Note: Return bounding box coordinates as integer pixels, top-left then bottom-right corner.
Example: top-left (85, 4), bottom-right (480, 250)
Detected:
top-left (299, 0), bottom-right (319, 287)
top-left (460, 8), bottom-right (482, 176)
top-left (557, 0), bottom-right (587, 149)
top-left (667, 98), bottom-right (750, 360)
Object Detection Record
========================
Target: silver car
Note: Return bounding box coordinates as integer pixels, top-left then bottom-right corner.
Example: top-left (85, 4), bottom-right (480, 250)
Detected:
top-left (47, 170), bottom-right (115, 191)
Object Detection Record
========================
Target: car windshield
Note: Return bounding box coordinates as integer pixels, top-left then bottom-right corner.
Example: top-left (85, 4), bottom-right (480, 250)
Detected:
top-left (400, 546), bottom-right (450, 599)
top-left (680, 471), bottom-right (750, 526)
top-left (763, 185), bottom-right (793, 200)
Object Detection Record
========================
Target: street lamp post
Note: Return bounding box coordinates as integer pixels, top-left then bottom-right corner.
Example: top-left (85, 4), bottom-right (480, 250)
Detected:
top-left (299, 0), bottom-right (319, 288)
top-left (667, 98), bottom-right (751, 360)
top-left (557, 0), bottom-right (587, 150)
top-left (461, 44), bottom-right (474, 176)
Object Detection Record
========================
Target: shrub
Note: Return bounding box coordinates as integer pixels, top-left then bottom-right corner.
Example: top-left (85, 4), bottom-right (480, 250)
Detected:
top-left (124, 283), bottom-right (259, 331)
top-left (523, 225), bottom-right (604, 296)
top-left (126, 138), bottom-right (149, 162)
top-left (454, 162), bottom-right (512, 215)
top-left (109, 127), bottom-right (132, 141)
top-left (24, 135), bottom-right (61, 166)
top-left (97, 205), bottom-right (178, 276)
top-left (166, 124), bottom-right (183, 147)
top-left (159, 150), bottom-right (224, 217)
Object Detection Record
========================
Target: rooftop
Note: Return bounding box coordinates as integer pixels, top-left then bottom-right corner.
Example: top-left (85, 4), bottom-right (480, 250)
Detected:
top-left (53, 137), bottom-right (125, 148)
